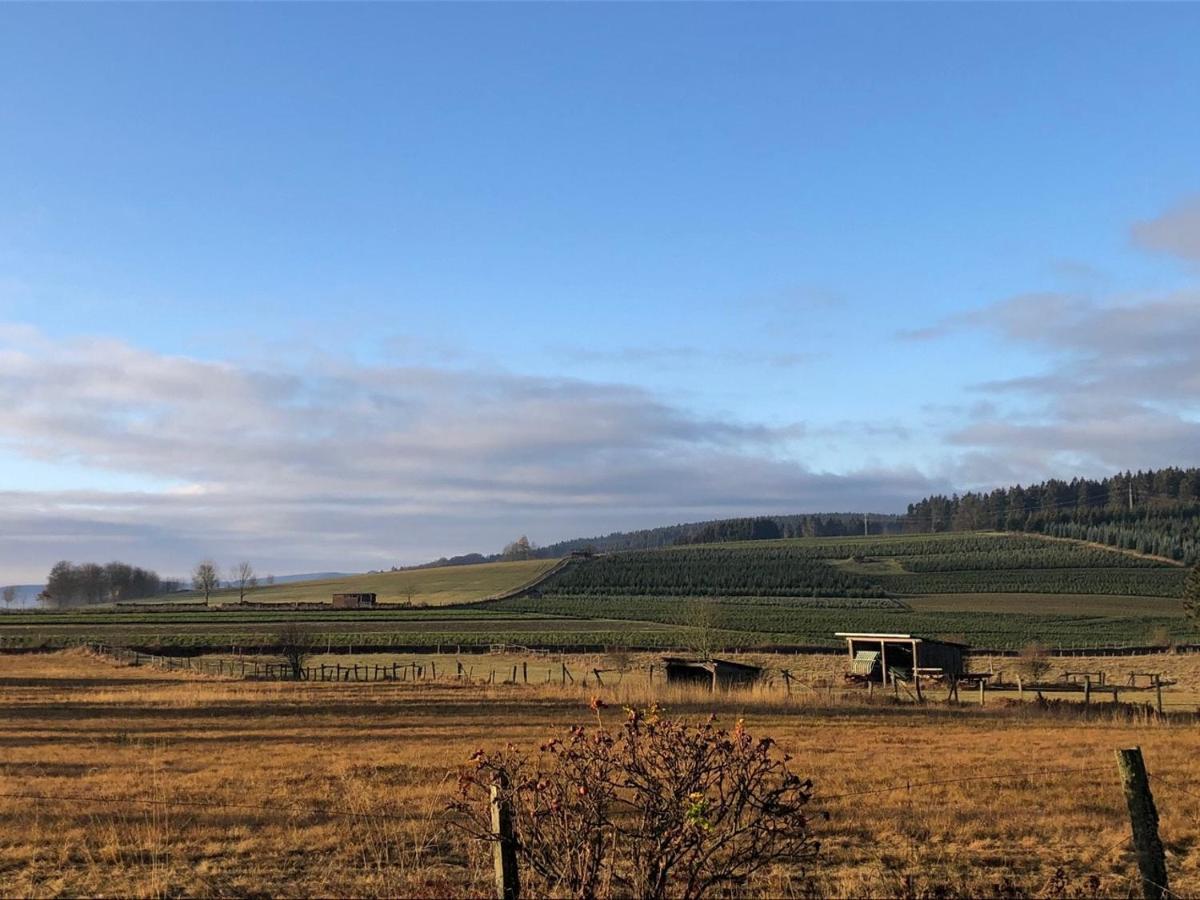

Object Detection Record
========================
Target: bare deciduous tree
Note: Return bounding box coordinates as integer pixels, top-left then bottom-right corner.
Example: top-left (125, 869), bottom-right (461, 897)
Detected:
top-left (192, 560), bottom-right (219, 604)
top-left (231, 561), bottom-right (257, 602)
top-left (2, 586), bottom-right (16, 609)
top-left (502, 535), bottom-right (535, 560)
top-left (276, 622), bottom-right (314, 679)
top-left (684, 598), bottom-right (723, 661)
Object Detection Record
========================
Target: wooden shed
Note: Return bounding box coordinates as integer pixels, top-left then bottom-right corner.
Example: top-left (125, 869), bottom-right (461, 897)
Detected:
top-left (835, 632), bottom-right (966, 685)
top-left (331, 592), bottom-right (378, 609)
top-left (661, 657), bottom-right (763, 691)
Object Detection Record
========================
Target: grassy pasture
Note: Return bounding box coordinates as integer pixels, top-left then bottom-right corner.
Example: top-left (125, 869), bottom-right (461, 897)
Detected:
top-left (145, 558), bottom-right (559, 607)
top-left (1, 650), bottom-right (1198, 898)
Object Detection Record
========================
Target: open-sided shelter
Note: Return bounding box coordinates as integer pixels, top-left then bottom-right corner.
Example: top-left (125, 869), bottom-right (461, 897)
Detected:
top-left (836, 632), bottom-right (966, 685)
top-left (661, 657), bottom-right (763, 691)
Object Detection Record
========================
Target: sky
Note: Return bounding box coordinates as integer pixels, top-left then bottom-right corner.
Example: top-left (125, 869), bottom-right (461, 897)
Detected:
top-left (2, 4), bottom-right (1200, 583)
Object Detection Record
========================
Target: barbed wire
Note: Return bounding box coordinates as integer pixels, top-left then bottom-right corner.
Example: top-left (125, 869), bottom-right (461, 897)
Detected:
top-left (0, 789), bottom-right (418, 823)
top-left (1147, 772), bottom-right (1200, 807)
top-left (814, 765), bottom-right (1103, 803)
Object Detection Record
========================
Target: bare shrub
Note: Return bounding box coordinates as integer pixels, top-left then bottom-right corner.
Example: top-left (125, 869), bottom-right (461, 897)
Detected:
top-left (449, 703), bottom-right (819, 898)
top-left (276, 622), bottom-right (314, 679)
top-left (1019, 641), bottom-right (1053, 684)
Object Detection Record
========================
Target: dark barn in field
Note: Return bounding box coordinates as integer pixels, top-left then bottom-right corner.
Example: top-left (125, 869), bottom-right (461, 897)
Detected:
top-left (661, 657), bottom-right (764, 691)
top-left (837, 632), bottom-right (966, 685)
top-left (331, 592), bottom-right (378, 609)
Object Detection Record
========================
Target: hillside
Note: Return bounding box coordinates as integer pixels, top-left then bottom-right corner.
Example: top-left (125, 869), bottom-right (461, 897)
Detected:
top-left (142, 559), bottom-right (560, 608)
top-left (538, 532), bottom-right (1187, 599)
top-left (414, 512), bottom-right (908, 568)
top-left (483, 531), bottom-right (1196, 650)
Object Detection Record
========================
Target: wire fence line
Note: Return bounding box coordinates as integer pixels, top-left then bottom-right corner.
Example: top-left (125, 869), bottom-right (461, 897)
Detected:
top-left (80, 643), bottom-right (1199, 720)
top-left (4, 760), bottom-right (1189, 824)
top-left (0, 789), bottom-right (420, 824)
top-left (813, 765), bottom-right (1106, 804)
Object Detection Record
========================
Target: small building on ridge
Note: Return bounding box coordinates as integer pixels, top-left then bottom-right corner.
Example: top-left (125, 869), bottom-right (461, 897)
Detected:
top-left (331, 592), bottom-right (378, 609)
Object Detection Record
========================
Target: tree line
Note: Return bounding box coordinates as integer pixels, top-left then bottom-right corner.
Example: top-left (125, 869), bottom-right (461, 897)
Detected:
top-left (40, 561), bottom-right (179, 608)
top-left (39, 559), bottom-right (274, 608)
top-left (905, 466), bottom-right (1200, 564)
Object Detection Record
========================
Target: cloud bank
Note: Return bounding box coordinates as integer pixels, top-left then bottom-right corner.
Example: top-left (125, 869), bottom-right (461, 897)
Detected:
top-left (909, 200), bottom-right (1200, 479)
top-left (0, 328), bottom-right (938, 581)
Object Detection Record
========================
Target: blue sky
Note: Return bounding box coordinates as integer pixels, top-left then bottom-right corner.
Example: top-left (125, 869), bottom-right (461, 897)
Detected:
top-left (2, 4), bottom-right (1199, 581)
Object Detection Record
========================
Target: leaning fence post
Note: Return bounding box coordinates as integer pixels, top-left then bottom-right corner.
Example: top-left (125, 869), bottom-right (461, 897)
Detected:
top-left (490, 774), bottom-right (520, 900)
top-left (1115, 747), bottom-right (1169, 899)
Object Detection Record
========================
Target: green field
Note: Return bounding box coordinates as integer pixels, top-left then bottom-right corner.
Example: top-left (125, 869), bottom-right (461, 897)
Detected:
top-left (3, 533), bottom-right (1196, 652)
top-left (136, 558), bottom-right (560, 607)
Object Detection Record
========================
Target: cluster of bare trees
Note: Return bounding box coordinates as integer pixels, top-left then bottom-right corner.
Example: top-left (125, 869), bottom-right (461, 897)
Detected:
top-left (40, 561), bottom-right (178, 608)
top-left (191, 560), bottom-right (275, 603)
top-left (502, 535), bottom-right (538, 560)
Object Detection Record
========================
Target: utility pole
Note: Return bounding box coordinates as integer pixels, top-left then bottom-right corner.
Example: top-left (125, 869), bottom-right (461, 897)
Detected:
top-left (863, 512), bottom-right (869, 537)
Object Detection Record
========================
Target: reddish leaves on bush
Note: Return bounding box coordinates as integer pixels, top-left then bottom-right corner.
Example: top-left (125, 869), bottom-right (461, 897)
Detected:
top-left (449, 705), bottom-right (818, 898)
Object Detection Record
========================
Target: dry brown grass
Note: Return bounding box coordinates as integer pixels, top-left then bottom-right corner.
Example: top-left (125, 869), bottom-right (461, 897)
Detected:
top-left (1, 649), bottom-right (1198, 898)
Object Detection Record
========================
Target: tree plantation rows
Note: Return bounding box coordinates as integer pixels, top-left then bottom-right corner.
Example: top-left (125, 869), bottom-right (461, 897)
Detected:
top-left (877, 568), bottom-right (1187, 597)
top-left (540, 534), bottom-right (1186, 599)
top-left (897, 547), bottom-right (1168, 572)
top-left (706, 533), bottom-right (1057, 559)
top-left (541, 547), bottom-right (888, 598)
top-left (492, 595), bottom-right (1190, 650)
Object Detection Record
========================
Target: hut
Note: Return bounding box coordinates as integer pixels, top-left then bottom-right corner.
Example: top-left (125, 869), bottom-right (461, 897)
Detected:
top-left (835, 632), bottom-right (966, 685)
top-left (331, 592), bottom-right (378, 609)
top-left (661, 657), bottom-right (763, 691)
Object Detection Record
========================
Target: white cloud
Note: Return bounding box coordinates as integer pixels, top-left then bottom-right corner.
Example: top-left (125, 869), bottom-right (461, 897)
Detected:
top-left (0, 326), bottom-right (939, 581)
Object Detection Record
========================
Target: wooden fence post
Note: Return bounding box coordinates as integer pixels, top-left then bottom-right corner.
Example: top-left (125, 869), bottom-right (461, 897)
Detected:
top-left (1115, 747), bottom-right (1169, 899)
top-left (490, 773), bottom-right (520, 900)
top-left (978, 680), bottom-right (985, 706)
top-left (1155, 682), bottom-right (1164, 716)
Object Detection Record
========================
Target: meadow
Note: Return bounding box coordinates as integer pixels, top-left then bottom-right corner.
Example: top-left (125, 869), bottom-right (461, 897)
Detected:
top-left (144, 559), bottom-right (560, 607)
top-left (1, 650), bottom-right (1198, 898)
